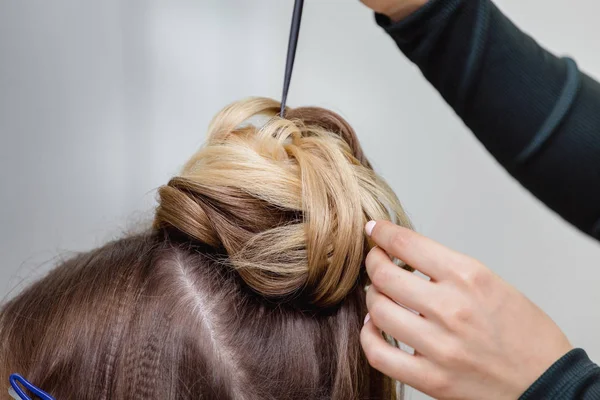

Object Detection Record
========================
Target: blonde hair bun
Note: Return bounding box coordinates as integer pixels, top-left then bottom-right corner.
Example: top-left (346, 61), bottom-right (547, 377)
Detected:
top-left (155, 97), bottom-right (411, 307)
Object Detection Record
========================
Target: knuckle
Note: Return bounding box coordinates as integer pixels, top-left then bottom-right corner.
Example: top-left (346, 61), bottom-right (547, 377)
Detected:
top-left (449, 304), bottom-right (473, 325)
top-left (363, 342), bottom-right (386, 370)
top-left (429, 372), bottom-right (453, 395)
top-left (425, 298), bottom-right (447, 320)
top-left (457, 263), bottom-right (488, 287)
top-left (389, 231), bottom-right (409, 253)
top-left (370, 262), bottom-right (390, 288)
top-left (368, 298), bottom-right (387, 324)
top-left (365, 247), bottom-right (378, 270)
top-left (441, 303), bottom-right (474, 333)
top-left (360, 329), bottom-right (377, 364)
top-left (360, 327), bottom-right (370, 349)
top-left (436, 343), bottom-right (464, 367)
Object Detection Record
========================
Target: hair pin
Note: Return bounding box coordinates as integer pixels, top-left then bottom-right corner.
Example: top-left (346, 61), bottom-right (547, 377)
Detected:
top-left (9, 374), bottom-right (55, 400)
top-left (280, 0), bottom-right (305, 118)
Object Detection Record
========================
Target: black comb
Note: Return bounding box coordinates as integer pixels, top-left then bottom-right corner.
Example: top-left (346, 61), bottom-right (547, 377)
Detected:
top-left (280, 0), bottom-right (305, 118)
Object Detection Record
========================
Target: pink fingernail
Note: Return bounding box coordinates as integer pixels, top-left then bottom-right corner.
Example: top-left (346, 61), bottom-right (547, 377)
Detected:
top-left (364, 313), bottom-right (371, 325)
top-left (365, 221), bottom-right (376, 236)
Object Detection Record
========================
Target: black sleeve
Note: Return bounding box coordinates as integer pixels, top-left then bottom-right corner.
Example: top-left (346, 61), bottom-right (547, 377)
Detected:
top-left (520, 348), bottom-right (600, 399)
top-left (376, 0), bottom-right (600, 241)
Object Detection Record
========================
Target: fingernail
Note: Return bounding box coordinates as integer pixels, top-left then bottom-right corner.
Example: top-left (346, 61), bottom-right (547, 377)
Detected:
top-left (364, 313), bottom-right (371, 325)
top-left (365, 221), bottom-right (376, 236)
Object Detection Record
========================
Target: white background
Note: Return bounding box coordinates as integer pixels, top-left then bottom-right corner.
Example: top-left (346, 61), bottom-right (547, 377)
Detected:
top-left (1, 1), bottom-right (599, 398)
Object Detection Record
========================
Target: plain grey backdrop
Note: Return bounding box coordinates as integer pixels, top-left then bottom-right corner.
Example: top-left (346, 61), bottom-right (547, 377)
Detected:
top-left (1, 1), bottom-right (599, 398)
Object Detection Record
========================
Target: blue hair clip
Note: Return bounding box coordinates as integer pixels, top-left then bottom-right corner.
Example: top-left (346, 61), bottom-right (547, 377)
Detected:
top-left (8, 374), bottom-right (55, 400)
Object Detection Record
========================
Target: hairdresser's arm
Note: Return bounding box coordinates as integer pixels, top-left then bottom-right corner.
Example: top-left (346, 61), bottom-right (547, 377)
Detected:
top-left (360, 221), bottom-right (600, 400)
top-left (366, 0), bottom-right (600, 241)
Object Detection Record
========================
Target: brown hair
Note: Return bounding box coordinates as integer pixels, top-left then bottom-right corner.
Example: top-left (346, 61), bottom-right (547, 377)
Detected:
top-left (0, 98), bottom-right (412, 399)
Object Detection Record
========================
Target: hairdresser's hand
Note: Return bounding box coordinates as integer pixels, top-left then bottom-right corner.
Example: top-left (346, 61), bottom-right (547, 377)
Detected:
top-left (360, 221), bottom-right (573, 400)
top-left (360, 0), bottom-right (428, 22)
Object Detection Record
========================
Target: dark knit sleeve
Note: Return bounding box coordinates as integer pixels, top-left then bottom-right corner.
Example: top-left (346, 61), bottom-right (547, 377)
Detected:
top-left (519, 349), bottom-right (600, 399)
top-left (376, 0), bottom-right (600, 240)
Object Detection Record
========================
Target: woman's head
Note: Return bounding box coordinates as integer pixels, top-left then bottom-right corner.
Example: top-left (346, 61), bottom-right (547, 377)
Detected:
top-left (0, 97), bottom-right (411, 399)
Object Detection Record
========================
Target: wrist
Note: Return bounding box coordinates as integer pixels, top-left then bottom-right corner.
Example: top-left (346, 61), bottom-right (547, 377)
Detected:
top-left (385, 0), bottom-right (429, 22)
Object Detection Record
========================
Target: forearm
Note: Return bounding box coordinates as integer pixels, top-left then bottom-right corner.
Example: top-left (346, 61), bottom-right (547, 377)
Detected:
top-left (373, 0), bottom-right (428, 22)
top-left (377, 0), bottom-right (600, 240)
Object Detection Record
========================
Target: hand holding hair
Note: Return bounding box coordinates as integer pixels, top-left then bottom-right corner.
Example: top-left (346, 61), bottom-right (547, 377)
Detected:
top-left (360, 0), bottom-right (600, 396)
top-left (361, 221), bottom-right (573, 400)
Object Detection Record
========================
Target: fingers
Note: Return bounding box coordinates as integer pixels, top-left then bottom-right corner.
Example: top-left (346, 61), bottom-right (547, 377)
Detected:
top-left (367, 220), bottom-right (468, 281)
top-left (366, 285), bottom-right (441, 357)
top-left (360, 317), bottom-right (429, 389)
top-left (366, 246), bottom-right (437, 316)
